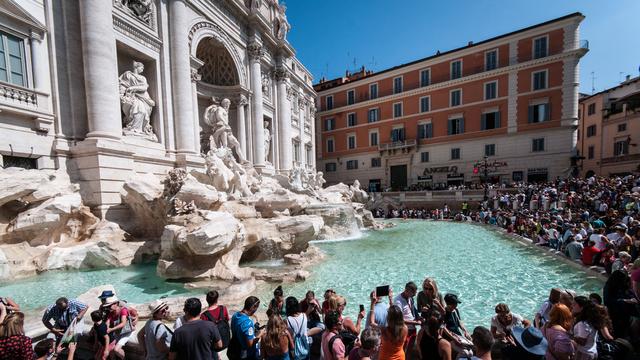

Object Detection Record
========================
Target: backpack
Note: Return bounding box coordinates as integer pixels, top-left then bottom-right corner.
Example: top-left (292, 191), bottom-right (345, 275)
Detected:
top-left (202, 306), bottom-right (231, 350)
top-left (226, 333), bottom-right (242, 360)
top-left (287, 316), bottom-right (309, 360)
top-left (328, 331), bottom-right (358, 358)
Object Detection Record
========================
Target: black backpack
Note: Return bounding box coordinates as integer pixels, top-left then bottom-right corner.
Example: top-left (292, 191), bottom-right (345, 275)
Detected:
top-left (328, 331), bottom-right (358, 357)
top-left (202, 306), bottom-right (231, 350)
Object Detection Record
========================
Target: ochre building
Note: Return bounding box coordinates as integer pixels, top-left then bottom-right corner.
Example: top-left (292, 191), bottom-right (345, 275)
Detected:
top-left (314, 13), bottom-right (587, 191)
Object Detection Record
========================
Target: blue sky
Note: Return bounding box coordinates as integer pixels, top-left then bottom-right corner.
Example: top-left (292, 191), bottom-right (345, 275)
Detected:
top-left (285, 0), bottom-right (640, 94)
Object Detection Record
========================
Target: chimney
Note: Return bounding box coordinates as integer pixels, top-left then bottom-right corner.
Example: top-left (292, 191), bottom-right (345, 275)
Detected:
top-left (468, 41), bottom-right (473, 46)
top-left (626, 74), bottom-right (631, 81)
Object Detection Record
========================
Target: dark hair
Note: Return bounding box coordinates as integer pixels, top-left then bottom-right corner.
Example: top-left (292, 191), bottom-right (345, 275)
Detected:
top-left (34, 339), bottom-right (54, 357)
top-left (55, 297), bottom-right (68, 307)
top-left (603, 270), bottom-right (631, 304)
top-left (285, 296), bottom-right (300, 317)
top-left (274, 285), bottom-right (283, 297)
top-left (206, 290), bottom-right (219, 306)
top-left (589, 293), bottom-right (602, 305)
top-left (471, 326), bottom-right (494, 352)
top-left (90, 310), bottom-right (102, 322)
top-left (325, 310), bottom-right (341, 330)
top-left (574, 296), bottom-right (610, 330)
top-left (426, 312), bottom-right (444, 337)
top-left (243, 296), bottom-right (260, 311)
top-left (405, 281), bottom-right (418, 292)
top-left (184, 298), bottom-right (202, 317)
top-left (305, 290), bottom-right (315, 298)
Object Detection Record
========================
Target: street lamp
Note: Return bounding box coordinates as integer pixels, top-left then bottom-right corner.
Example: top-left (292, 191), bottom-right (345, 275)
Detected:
top-left (473, 156), bottom-right (507, 202)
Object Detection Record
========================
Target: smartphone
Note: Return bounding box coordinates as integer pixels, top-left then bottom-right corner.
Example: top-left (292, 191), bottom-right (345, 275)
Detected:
top-left (376, 285), bottom-right (390, 297)
top-left (359, 304), bottom-right (365, 312)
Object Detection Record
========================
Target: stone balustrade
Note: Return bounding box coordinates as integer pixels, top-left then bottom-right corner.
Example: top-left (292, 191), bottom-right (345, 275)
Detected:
top-left (0, 82), bottom-right (38, 107)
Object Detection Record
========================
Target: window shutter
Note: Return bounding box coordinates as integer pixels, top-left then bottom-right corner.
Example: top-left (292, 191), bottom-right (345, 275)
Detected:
top-left (544, 103), bottom-right (550, 122)
top-left (495, 111), bottom-right (501, 128)
top-left (528, 106), bottom-right (534, 123)
top-left (427, 124), bottom-right (432, 138)
top-left (447, 120), bottom-right (452, 135)
top-left (481, 113), bottom-right (486, 130)
top-left (460, 118), bottom-right (465, 133)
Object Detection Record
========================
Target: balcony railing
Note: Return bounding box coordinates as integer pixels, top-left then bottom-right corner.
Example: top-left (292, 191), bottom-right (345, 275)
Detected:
top-left (601, 153), bottom-right (640, 164)
top-left (378, 139), bottom-right (417, 151)
top-left (0, 82), bottom-right (38, 107)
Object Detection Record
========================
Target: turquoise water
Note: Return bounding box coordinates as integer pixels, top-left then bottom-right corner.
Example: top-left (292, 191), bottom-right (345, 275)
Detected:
top-left (256, 220), bottom-right (604, 328)
top-left (1, 221), bottom-right (604, 330)
top-left (0, 264), bottom-right (199, 311)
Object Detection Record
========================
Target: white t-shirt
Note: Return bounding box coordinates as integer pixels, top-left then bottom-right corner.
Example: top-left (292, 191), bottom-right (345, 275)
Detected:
top-left (537, 300), bottom-right (552, 324)
top-left (490, 313), bottom-right (524, 337)
top-left (394, 294), bottom-right (416, 330)
top-left (573, 321), bottom-right (597, 355)
top-left (145, 320), bottom-right (172, 360)
top-left (590, 234), bottom-right (607, 251)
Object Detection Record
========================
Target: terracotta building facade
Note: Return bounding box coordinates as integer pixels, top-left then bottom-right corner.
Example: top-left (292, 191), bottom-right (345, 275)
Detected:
top-left (315, 13), bottom-right (587, 191)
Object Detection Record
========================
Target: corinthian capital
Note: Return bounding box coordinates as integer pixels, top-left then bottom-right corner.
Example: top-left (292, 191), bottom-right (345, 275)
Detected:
top-left (247, 42), bottom-right (264, 62)
top-left (237, 94), bottom-right (249, 106)
top-left (273, 67), bottom-right (289, 82)
top-left (190, 69), bottom-right (202, 82)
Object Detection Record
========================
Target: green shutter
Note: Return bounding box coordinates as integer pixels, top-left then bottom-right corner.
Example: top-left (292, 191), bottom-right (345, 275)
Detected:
top-left (481, 113), bottom-right (487, 130)
top-left (447, 120), bottom-right (452, 135)
top-left (495, 111), bottom-right (501, 128)
top-left (460, 118), bottom-right (465, 133)
top-left (544, 103), bottom-right (550, 122)
top-left (528, 106), bottom-right (534, 123)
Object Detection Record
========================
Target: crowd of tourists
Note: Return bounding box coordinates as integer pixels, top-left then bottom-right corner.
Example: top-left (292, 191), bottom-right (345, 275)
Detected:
top-left (2, 272), bottom-right (638, 360)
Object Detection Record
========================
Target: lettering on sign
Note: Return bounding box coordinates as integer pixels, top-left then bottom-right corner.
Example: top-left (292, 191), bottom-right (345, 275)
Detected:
top-left (422, 166), bottom-right (458, 175)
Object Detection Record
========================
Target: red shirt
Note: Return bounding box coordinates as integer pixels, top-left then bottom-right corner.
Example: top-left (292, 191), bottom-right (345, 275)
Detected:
top-left (200, 306), bottom-right (229, 322)
top-left (582, 246), bottom-right (600, 266)
top-left (0, 335), bottom-right (34, 360)
top-left (108, 307), bottom-right (129, 327)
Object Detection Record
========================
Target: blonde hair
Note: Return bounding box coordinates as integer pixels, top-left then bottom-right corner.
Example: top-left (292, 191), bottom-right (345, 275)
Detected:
top-left (263, 315), bottom-right (287, 351)
top-left (547, 304), bottom-right (573, 331)
top-left (0, 312), bottom-right (25, 337)
top-left (423, 277), bottom-right (441, 300)
top-left (328, 295), bottom-right (345, 312)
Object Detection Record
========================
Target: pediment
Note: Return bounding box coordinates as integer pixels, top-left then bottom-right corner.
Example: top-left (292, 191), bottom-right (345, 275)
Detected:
top-left (0, 0), bottom-right (46, 33)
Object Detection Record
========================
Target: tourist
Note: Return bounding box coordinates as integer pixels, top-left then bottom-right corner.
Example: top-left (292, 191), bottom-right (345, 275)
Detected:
top-left (468, 326), bottom-right (494, 360)
top-left (571, 296), bottom-right (611, 360)
top-left (417, 278), bottom-right (445, 320)
top-left (299, 291), bottom-right (323, 328)
top-left (366, 289), bottom-right (393, 328)
top-left (589, 228), bottom-right (609, 251)
top-left (534, 288), bottom-right (561, 328)
top-left (261, 315), bottom-right (293, 360)
top-left (33, 339), bottom-right (55, 360)
top-left (504, 326), bottom-right (547, 360)
top-left (98, 290), bottom-right (115, 319)
top-left (41, 296), bottom-right (87, 344)
top-left (541, 304), bottom-right (575, 360)
top-left (394, 282), bottom-right (421, 343)
top-left (581, 241), bottom-right (600, 266)
top-left (378, 305), bottom-right (407, 360)
top-left (230, 296), bottom-right (264, 360)
top-left (416, 312), bottom-right (451, 360)
top-left (331, 295), bottom-right (365, 337)
top-left (268, 285), bottom-right (287, 319)
top-left (0, 308), bottom-right (34, 360)
top-left (490, 303), bottom-right (529, 345)
top-left (603, 270), bottom-right (639, 339)
top-left (200, 290), bottom-right (230, 348)
top-left (104, 294), bottom-right (134, 359)
top-left (348, 327), bottom-right (381, 360)
top-left (322, 311), bottom-right (345, 360)
top-left (631, 258), bottom-right (640, 298)
top-left (611, 251), bottom-right (632, 273)
top-left (285, 296), bottom-right (311, 359)
top-left (442, 293), bottom-right (472, 356)
top-left (169, 297), bottom-right (223, 360)
top-left (322, 289), bottom-right (336, 316)
top-left (563, 236), bottom-right (583, 261)
top-left (138, 300), bottom-right (172, 360)
top-left (0, 296), bottom-right (19, 314)
top-left (91, 309), bottom-right (113, 360)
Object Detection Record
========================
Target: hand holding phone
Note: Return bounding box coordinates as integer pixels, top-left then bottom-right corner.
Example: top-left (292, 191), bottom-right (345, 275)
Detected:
top-left (359, 304), bottom-right (365, 313)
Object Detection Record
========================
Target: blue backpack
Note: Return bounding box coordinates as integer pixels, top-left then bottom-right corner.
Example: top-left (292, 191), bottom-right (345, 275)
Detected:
top-left (287, 316), bottom-right (309, 360)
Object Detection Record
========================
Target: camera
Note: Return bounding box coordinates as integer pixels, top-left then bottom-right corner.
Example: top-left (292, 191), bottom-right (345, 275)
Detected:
top-left (254, 322), bottom-right (265, 332)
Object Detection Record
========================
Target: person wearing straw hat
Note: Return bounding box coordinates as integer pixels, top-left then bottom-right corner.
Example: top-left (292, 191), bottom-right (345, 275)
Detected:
top-left (138, 300), bottom-right (172, 360)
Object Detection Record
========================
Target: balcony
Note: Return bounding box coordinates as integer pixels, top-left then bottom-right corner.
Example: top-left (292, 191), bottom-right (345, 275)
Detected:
top-left (601, 153), bottom-right (640, 165)
top-left (0, 82), bottom-right (38, 107)
top-left (378, 139), bottom-right (417, 152)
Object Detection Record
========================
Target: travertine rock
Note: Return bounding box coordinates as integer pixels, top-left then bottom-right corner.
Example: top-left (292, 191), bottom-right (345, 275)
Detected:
top-left (303, 203), bottom-right (361, 240)
top-left (120, 176), bottom-right (167, 238)
top-left (173, 174), bottom-right (219, 210)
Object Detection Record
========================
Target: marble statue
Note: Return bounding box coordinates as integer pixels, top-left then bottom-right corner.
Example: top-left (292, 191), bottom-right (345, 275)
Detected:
top-left (262, 73), bottom-right (271, 99)
top-left (264, 120), bottom-right (272, 163)
top-left (123, 0), bottom-right (154, 23)
top-left (351, 179), bottom-right (369, 203)
top-left (203, 98), bottom-right (247, 163)
top-left (315, 172), bottom-right (326, 189)
top-left (274, 4), bottom-right (290, 40)
top-left (119, 61), bottom-right (156, 140)
top-left (288, 166), bottom-right (304, 192)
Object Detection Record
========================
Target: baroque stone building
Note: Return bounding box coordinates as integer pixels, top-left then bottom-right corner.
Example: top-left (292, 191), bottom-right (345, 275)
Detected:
top-left (0, 0), bottom-right (316, 218)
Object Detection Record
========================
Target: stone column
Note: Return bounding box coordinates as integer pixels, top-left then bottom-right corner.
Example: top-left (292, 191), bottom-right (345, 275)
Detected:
top-left (298, 96), bottom-right (306, 167)
top-left (309, 101), bottom-right (317, 170)
top-left (236, 94), bottom-right (248, 157)
top-left (275, 66), bottom-right (292, 171)
top-left (30, 32), bottom-right (50, 94)
top-left (191, 69), bottom-right (201, 154)
top-left (78, 0), bottom-right (121, 139)
top-left (248, 41), bottom-right (265, 166)
top-left (170, 0), bottom-right (196, 154)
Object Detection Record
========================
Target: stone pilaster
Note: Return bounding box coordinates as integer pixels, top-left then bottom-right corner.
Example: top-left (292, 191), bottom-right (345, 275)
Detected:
top-left (275, 65), bottom-right (292, 171)
top-left (236, 94), bottom-right (248, 158)
top-left (248, 40), bottom-right (266, 167)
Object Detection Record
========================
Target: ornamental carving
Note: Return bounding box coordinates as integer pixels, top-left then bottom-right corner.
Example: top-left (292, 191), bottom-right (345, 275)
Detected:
top-left (114, 0), bottom-right (156, 28)
top-left (247, 42), bottom-right (264, 61)
top-left (286, 85), bottom-right (295, 101)
top-left (237, 94), bottom-right (249, 107)
top-left (262, 73), bottom-right (271, 99)
top-left (196, 38), bottom-right (239, 86)
top-left (190, 69), bottom-right (202, 82)
top-left (273, 67), bottom-right (289, 82)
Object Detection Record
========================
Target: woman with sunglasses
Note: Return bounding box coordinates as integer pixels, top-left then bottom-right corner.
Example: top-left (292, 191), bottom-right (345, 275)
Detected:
top-left (417, 278), bottom-right (445, 319)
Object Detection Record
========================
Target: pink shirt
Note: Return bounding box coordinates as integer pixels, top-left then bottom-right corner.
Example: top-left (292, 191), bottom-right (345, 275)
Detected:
top-left (322, 331), bottom-right (345, 360)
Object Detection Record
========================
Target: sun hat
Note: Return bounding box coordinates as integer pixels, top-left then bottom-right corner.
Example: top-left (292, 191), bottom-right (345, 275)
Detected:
top-left (98, 290), bottom-right (115, 299)
top-left (512, 326), bottom-right (548, 355)
top-left (149, 300), bottom-right (169, 314)
top-left (103, 294), bottom-right (120, 306)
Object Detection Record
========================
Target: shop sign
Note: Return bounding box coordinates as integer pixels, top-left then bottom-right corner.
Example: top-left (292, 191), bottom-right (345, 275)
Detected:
top-left (527, 167), bottom-right (548, 175)
top-left (423, 166), bottom-right (458, 175)
top-left (417, 175), bottom-right (433, 180)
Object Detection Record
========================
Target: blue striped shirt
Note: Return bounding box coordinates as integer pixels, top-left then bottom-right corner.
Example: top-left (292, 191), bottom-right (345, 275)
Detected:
top-left (42, 299), bottom-right (87, 328)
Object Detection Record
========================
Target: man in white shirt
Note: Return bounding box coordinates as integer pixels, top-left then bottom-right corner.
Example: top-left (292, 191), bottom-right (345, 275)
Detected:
top-left (394, 282), bottom-right (421, 338)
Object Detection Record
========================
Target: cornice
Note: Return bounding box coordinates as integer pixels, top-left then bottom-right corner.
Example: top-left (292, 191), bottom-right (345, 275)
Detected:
top-left (317, 49), bottom-right (586, 116)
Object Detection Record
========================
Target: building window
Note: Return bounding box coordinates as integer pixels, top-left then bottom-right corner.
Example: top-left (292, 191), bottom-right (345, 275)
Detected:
top-left (347, 134), bottom-right (356, 149)
top-left (420, 151), bottom-right (429, 163)
top-left (587, 103), bottom-right (596, 115)
top-left (368, 108), bottom-right (379, 123)
top-left (325, 95), bottom-right (333, 110)
top-left (1, 155), bottom-right (37, 169)
top-left (418, 123), bottom-right (433, 139)
top-left (371, 157), bottom-right (381, 167)
top-left (481, 111), bottom-right (501, 130)
top-left (325, 162), bottom-right (337, 172)
top-left (293, 141), bottom-right (300, 162)
top-left (448, 117), bottom-right (464, 135)
top-left (528, 103), bottom-right (550, 123)
top-left (370, 83), bottom-right (378, 99)
top-left (0, 31), bottom-right (27, 86)
top-left (420, 96), bottom-right (430, 112)
top-left (485, 144), bottom-right (496, 157)
top-left (533, 36), bottom-right (548, 59)
top-left (532, 70), bottom-right (547, 90)
top-left (512, 171), bottom-right (524, 182)
top-left (347, 90), bottom-right (355, 105)
top-left (420, 69), bottom-right (430, 87)
top-left (588, 145), bottom-right (594, 159)
top-left (450, 89), bottom-right (462, 107)
top-left (451, 148), bottom-right (461, 160)
top-left (393, 102), bottom-right (403, 118)
top-left (450, 60), bottom-right (462, 80)
top-left (369, 131), bottom-right (378, 146)
top-left (532, 138), bottom-right (545, 152)
top-left (484, 81), bottom-right (497, 100)
top-left (326, 138), bottom-right (334, 153)
top-left (393, 76), bottom-right (403, 94)
top-left (618, 123), bottom-right (627, 132)
top-left (614, 140), bottom-right (629, 156)
top-left (485, 49), bottom-right (498, 71)
top-left (390, 127), bottom-right (405, 142)
top-left (346, 160), bottom-right (358, 170)
top-left (306, 145), bottom-right (312, 164)
top-left (324, 118), bottom-right (336, 131)
top-left (586, 125), bottom-right (597, 137)
top-left (347, 113), bottom-right (357, 127)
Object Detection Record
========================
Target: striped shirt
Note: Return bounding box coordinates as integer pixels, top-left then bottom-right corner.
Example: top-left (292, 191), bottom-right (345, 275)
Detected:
top-left (42, 299), bottom-right (87, 328)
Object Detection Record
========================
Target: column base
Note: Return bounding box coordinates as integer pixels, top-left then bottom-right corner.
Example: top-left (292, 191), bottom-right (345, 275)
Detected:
top-left (175, 153), bottom-right (205, 170)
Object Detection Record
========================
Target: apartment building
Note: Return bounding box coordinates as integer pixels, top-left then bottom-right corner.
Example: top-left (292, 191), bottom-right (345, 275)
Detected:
top-left (314, 13), bottom-right (588, 191)
top-left (578, 76), bottom-right (640, 177)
